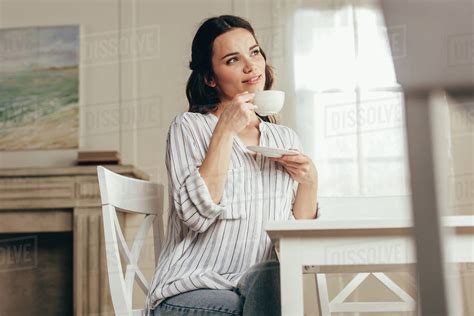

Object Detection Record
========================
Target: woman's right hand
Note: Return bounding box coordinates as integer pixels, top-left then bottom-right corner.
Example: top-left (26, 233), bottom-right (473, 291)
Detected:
top-left (217, 92), bottom-right (257, 134)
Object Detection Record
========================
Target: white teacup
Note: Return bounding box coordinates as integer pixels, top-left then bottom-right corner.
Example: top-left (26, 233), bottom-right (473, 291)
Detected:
top-left (253, 90), bottom-right (285, 116)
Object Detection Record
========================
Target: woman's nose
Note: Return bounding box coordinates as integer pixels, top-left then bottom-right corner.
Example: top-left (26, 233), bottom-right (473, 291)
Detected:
top-left (243, 59), bottom-right (256, 73)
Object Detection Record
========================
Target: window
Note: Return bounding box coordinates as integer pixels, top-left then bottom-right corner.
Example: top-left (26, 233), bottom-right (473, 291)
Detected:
top-left (293, 3), bottom-right (409, 202)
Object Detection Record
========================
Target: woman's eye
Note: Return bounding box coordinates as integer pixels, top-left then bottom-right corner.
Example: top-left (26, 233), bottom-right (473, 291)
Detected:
top-left (226, 57), bottom-right (238, 65)
top-left (251, 49), bottom-right (260, 56)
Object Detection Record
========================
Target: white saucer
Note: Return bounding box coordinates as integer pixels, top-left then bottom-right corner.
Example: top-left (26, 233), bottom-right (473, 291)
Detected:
top-left (247, 146), bottom-right (299, 158)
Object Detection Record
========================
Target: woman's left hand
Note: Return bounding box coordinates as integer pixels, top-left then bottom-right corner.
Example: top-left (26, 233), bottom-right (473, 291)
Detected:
top-left (268, 149), bottom-right (318, 186)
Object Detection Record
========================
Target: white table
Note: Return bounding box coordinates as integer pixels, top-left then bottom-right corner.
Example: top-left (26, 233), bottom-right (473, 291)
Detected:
top-left (265, 216), bottom-right (474, 316)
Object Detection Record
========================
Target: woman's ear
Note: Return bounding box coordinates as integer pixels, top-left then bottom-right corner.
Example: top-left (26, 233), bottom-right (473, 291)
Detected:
top-left (204, 76), bottom-right (217, 88)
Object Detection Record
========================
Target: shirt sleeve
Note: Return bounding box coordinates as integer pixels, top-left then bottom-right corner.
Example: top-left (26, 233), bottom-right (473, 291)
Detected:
top-left (289, 129), bottom-right (321, 219)
top-left (165, 117), bottom-right (228, 232)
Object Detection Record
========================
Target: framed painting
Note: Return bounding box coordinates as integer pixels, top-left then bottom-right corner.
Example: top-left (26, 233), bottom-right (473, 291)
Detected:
top-left (0, 25), bottom-right (79, 150)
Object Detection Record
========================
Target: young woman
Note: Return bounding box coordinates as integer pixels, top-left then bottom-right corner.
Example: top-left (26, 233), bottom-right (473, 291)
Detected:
top-left (146, 15), bottom-right (319, 316)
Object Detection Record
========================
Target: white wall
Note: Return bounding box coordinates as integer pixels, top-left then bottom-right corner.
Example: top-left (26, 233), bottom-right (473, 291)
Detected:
top-left (0, 0), bottom-right (232, 180)
top-left (0, 0), bottom-right (235, 206)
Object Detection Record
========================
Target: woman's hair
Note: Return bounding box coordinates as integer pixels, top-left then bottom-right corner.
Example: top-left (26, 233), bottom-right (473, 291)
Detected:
top-left (186, 15), bottom-right (276, 122)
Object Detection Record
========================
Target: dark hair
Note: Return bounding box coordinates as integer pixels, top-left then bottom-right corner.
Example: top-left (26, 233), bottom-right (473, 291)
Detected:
top-left (186, 15), bottom-right (275, 121)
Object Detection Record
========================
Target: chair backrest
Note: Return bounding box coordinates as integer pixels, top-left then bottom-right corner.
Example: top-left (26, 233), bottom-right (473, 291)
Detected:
top-left (97, 166), bottom-right (164, 316)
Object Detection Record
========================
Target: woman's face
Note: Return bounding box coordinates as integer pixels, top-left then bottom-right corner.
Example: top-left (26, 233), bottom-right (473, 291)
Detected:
top-left (208, 28), bottom-right (266, 102)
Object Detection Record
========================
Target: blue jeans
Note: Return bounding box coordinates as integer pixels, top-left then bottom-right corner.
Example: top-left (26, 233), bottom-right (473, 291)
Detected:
top-left (152, 261), bottom-right (281, 316)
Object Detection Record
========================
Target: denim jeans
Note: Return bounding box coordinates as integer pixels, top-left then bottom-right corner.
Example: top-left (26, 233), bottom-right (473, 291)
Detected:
top-left (152, 261), bottom-right (281, 316)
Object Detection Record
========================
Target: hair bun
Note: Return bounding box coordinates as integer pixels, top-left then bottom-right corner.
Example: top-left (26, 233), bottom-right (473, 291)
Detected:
top-left (189, 61), bottom-right (196, 70)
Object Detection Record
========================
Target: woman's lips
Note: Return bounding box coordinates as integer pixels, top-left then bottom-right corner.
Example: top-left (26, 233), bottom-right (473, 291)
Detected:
top-left (243, 74), bottom-right (262, 85)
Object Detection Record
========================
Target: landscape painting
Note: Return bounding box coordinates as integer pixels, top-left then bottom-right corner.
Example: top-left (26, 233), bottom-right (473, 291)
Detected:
top-left (0, 25), bottom-right (79, 150)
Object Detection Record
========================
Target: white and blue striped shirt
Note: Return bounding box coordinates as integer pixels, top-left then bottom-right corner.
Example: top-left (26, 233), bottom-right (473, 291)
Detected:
top-left (146, 112), bottom-right (303, 311)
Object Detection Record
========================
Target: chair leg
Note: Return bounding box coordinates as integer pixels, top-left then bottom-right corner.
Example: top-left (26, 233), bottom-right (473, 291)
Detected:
top-left (315, 274), bottom-right (331, 316)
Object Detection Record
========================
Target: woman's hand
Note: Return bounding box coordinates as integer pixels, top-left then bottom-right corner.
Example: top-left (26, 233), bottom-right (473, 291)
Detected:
top-left (269, 149), bottom-right (318, 186)
top-left (217, 92), bottom-right (257, 134)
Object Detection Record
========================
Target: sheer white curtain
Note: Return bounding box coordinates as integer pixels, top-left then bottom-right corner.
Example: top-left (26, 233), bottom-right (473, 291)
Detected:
top-left (291, 0), bottom-right (411, 217)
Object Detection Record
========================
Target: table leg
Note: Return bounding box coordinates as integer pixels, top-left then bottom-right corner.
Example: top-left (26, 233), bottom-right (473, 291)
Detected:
top-left (315, 274), bottom-right (331, 316)
top-left (279, 238), bottom-right (304, 316)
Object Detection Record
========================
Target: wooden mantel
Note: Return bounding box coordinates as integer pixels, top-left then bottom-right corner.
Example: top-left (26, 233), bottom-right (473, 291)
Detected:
top-left (0, 165), bottom-right (149, 178)
top-left (0, 165), bottom-right (150, 315)
top-left (0, 165), bottom-right (148, 211)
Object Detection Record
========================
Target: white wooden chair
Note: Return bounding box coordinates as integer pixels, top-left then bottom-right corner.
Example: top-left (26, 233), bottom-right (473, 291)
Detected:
top-left (97, 166), bottom-right (164, 316)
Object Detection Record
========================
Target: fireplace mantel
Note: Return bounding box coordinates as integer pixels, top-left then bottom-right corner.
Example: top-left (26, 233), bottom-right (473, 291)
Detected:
top-left (0, 165), bottom-right (151, 315)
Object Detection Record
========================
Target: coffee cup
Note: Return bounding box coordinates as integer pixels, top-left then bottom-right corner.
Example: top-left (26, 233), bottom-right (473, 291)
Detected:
top-left (253, 90), bottom-right (285, 116)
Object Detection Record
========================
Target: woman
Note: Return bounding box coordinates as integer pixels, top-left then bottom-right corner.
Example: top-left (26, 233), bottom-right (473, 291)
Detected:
top-left (146, 15), bottom-right (319, 315)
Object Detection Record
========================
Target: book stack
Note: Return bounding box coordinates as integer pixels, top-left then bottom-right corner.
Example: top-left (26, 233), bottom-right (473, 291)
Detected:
top-left (77, 150), bottom-right (120, 165)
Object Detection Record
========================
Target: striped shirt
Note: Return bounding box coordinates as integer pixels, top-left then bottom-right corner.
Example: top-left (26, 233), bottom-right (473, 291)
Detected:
top-left (146, 111), bottom-right (304, 311)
